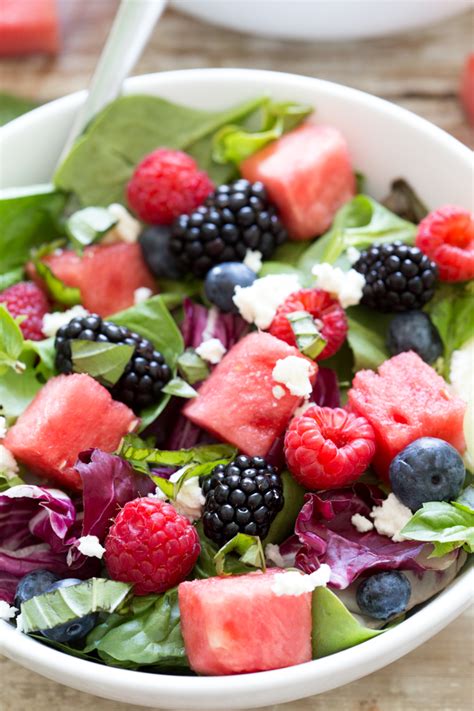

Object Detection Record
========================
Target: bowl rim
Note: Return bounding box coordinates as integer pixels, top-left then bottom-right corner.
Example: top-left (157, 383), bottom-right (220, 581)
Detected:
top-left (0, 67), bottom-right (473, 709)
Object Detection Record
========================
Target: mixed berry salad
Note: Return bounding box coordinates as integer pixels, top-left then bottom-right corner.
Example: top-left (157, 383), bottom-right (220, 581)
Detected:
top-left (0, 94), bottom-right (473, 676)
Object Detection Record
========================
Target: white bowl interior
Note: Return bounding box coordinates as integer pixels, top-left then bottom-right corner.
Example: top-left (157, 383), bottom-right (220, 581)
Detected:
top-left (0, 68), bottom-right (473, 709)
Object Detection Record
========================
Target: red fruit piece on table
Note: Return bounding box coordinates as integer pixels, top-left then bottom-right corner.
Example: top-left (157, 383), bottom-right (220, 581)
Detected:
top-left (416, 205), bottom-right (474, 282)
top-left (460, 53), bottom-right (474, 126)
top-left (178, 570), bottom-right (312, 675)
top-left (269, 288), bottom-right (348, 360)
top-left (285, 405), bottom-right (376, 490)
top-left (4, 374), bottom-right (139, 491)
top-left (241, 124), bottom-right (355, 240)
top-left (105, 499), bottom-right (200, 595)
top-left (0, 281), bottom-right (49, 341)
top-left (127, 148), bottom-right (214, 225)
top-left (348, 351), bottom-right (466, 482)
top-left (184, 332), bottom-right (318, 457)
top-left (29, 243), bottom-right (157, 317)
top-left (0, 0), bottom-right (59, 56)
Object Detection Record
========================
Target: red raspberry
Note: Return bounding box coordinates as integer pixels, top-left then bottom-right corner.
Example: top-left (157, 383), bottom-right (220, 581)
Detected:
top-left (269, 289), bottom-right (348, 360)
top-left (284, 405), bottom-right (376, 490)
top-left (416, 205), bottom-right (474, 282)
top-left (127, 148), bottom-right (214, 225)
top-left (105, 498), bottom-right (201, 595)
top-left (0, 281), bottom-right (49, 341)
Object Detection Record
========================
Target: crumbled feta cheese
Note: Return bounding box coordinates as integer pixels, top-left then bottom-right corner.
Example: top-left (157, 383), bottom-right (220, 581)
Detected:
top-left (202, 307), bottom-right (219, 342)
top-left (271, 565), bottom-right (331, 596)
top-left (265, 543), bottom-right (296, 569)
top-left (293, 400), bottom-right (314, 418)
top-left (243, 249), bottom-right (263, 274)
top-left (346, 247), bottom-right (361, 265)
top-left (0, 416), bottom-right (7, 439)
top-left (0, 445), bottom-right (19, 478)
top-left (233, 274), bottom-right (301, 329)
top-left (272, 385), bottom-right (286, 400)
top-left (0, 600), bottom-right (18, 621)
top-left (312, 263), bottom-right (365, 308)
top-left (77, 535), bottom-right (106, 559)
top-left (351, 513), bottom-right (374, 533)
top-left (103, 203), bottom-right (141, 244)
top-left (196, 338), bottom-right (227, 364)
top-left (169, 467), bottom-right (205, 522)
top-left (15, 613), bottom-right (24, 633)
top-left (134, 286), bottom-right (153, 304)
top-left (42, 305), bottom-right (89, 338)
top-left (370, 493), bottom-right (412, 542)
top-left (272, 356), bottom-right (313, 398)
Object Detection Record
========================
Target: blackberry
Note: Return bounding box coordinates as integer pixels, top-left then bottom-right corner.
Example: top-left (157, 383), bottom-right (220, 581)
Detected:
top-left (55, 314), bottom-right (171, 411)
top-left (354, 242), bottom-right (438, 312)
top-left (169, 179), bottom-right (288, 277)
top-left (201, 454), bottom-right (284, 546)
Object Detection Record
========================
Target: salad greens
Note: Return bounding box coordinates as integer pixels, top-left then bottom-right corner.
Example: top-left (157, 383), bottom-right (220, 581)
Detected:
top-left (65, 206), bottom-right (118, 253)
top-left (0, 92), bottom-right (38, 126)
top-left (402, 494), bottom-right (474, 558)
top-left (70, 340), bottom-right (135, 387)
top-left (213, 533), bottom-right (266, 576)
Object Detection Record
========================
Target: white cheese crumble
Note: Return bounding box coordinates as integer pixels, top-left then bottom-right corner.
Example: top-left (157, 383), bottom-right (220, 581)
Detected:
top-left (0, 445), bottom-right (19, 478)
top-left (202, 306), bottom-right (219, 342)
top-left (134, 286), bottom-right (153, 304)
top-left (312, 263), bottom-right (365, 308)
top-left (351, 513), bottom-right (374, 533)
top-left (233, 274), bottom-right (301, 329)
top-left (271, 565), bottom-right (331, 596)
top-left (0, 416), bottom-right (7, 439)
top-left (103, 203), bottom-right (141, 244)
top-left (76, 535), bottom-right (106, 559)
top-left (272, 385), bottom-right (286, 400)
top-left (42, 305), bottom-right (89, 338)
top-left (0, 600), bottom-right (18, 621)
top-left (293, 400), bottom-right (314, 418)
top-left (265, 543), bottom-right (296, 569)
top-left (243, 249), bottom-right (263, 274)
top-left (370, 493), bottom-right (412, 542)
top-left (152, 467), bottom-right (205, 523)
top-left (15, 613), bottom-right (24, 633)
top-left (195, 338), bottom-right (227, 364)
top-left (272, 356), bottom-right (313, 398)
top-left (346, 246), bottom-right (361, 265)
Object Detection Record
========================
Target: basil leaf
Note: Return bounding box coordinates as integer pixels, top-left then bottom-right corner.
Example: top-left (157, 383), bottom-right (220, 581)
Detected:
top-left (84, 589), bottom-right (188, 669)
top-left (453, 486), bottom-right (474, 514)
top-left (345, 305), bottom-right (391, 371)
top-left (32, 256), bottom-right (81, 306)
top-left (214, 533), bottom-right (266, 576)
top-left (382, 179), bottom-right (428, 224)
top-left (70, 340), bottom-right (134, 386)
top-left (66, 206), bottom-right (118, 252)
top-left (119, 434), bottom-right (236, 471)
top-left (0, 92), bottom-right (38, 126)
top-left (0, 305), bottom-right (25, 374)
top-left (0, 184), bottom-right (66, 272)
top-left (161, 377), bottom-right (197, 399)
top-left (298, 195), bottom-right (416, 280)
top-left (401, 501), bottom-right (474, 557)
top-left (20, 579), bottom-right (133, 633)
top-left (177, 349), bottom-right (209, 385)
top-left (0, 267), bottom-right (24, 291)
top-left (312, 586), bottom-right (383, 658)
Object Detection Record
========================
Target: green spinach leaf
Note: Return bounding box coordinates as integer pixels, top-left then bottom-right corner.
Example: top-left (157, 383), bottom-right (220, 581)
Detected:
top-left (401, 500), bottom-right (474, 557)
top-left (345, 305), bottom-right (391, 371)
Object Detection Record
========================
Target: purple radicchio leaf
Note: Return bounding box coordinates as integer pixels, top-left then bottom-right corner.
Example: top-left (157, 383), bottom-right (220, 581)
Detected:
top-left (291, 484), bottom-right (427, 589)
top-left (310, 367), bottom-right (340, 408)
top-left (181, 298), bottom-right (249, 350)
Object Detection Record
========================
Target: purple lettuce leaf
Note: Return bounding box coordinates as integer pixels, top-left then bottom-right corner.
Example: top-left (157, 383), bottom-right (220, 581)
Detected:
top-left (310, 366), bottom-right (340, 408)
top-left (181, 298), bottom-right (249, 350)
top-left (291, 484), bottom-right (427, 589)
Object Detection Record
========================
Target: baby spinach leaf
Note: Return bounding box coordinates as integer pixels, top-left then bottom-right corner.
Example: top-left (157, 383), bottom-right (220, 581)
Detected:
top-left (0, 305), bottom-right (25, 375)
top-left (193, 522), bottom-right (256, 579)
top-left (161, 377), bottom-right (197, 399)
top-left (66, 206), bottom-right (118, 252)
top-left (54, 94), bottom-right (266, 206)
top-left (345, 305), bottom-right (391, 371)
top-left (453, 486), bottom-right (474, 514)
top-left (312, 586), bottom-right (383, 658)
top-left (214, 533), bottom-right (266, 575)
top-left (0, 92), bottom-right (38, 126)
top-left (401, 501), bottom-right (474, 557)
top-left (84, 589), bottom-right (188, 669)
top-left (70, 340), bottom-right (134, 386)
top-left (177, 349), bottom-right (209, 385)
top-left (0, 184), bottom-right (66, 272)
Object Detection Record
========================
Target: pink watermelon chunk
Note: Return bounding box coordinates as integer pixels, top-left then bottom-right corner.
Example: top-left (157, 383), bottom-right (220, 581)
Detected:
top-left (178, 570), bottom-right (312, 674)
top-left (241, 124), bottom-right (355, 240)
top-left (5, 374), bottom-right (138, 491)
top-left (0, 0), bottom-right (59, 56)
top-left (348, 352), bottom-right (466, 482)
top-left (184, 332), bottom-right (317, 456)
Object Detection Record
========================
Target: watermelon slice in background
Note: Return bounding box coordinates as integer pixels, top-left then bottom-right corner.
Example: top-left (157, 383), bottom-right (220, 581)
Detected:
top-left (460, 53), bottom-right (474, 127)
top-left (0, 0), bottom-right (59, 56)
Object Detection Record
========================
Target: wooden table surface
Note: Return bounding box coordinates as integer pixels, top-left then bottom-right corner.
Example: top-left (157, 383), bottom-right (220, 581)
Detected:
top-left (0, 3), bottom-right (473, 709)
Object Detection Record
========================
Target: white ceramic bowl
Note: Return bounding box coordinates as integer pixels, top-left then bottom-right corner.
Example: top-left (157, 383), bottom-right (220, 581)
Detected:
top-left (0, 68), bottom-right (472, 709)
top-left (172, 0), bottom-right (472, 41)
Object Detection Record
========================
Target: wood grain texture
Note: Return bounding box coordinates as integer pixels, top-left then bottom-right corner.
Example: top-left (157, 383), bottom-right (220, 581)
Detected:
top-left (0, 3), bottom-right (473, 708)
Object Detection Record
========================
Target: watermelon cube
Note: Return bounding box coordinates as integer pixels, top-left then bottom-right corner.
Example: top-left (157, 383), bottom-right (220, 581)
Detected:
top-left (241, 124), bottom-right (355, 240)
top-left (178, 570), bottom-right (312, 674)
top-left (4, 374), bottom-right (138, 491)
top-left (348, 352), bottom-right (466, 481)
top-left (460, 53), bottom-right (474, 127)
top-left (0, 0), bottom-right (59, 56)
top-left (184, 332), bottom-right (317, 456)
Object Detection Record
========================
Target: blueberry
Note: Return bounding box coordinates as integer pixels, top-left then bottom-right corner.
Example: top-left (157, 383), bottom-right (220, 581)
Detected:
top-left (14, 570), bottom-right (59, 609)
top-left (204, 262), bottom-right (256, 312)
top-left (139, 225), bottom-right (184, 279)
top-left (386, 311), bottom-right (443, 364)
top-left (389, 437), bottom-right (465, 511)
top-left (357, 571), bottom-right (411, 620)
top-left (41, 578), bottom-right (98, 643)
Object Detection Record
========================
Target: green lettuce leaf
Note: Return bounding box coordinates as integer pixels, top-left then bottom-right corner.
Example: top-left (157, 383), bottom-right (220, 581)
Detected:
top-left (193, 522), bottom-right (256, 579)
top-left (312, 586), bottom-right (383, 658)
top-left (401, 500), bottom-right (474, 557)
top-left (70, 340), bottom-right (134, 386)
top-left (453, 485), bottom-right (474, 514)
top-left (345, 305), bottom-right (391, 371)
top-left (0, 305), bottom-right (25, 375)
top-left (214, 533), bottom-right (266, 576)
